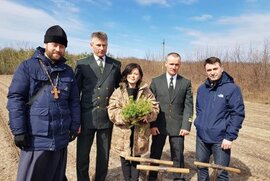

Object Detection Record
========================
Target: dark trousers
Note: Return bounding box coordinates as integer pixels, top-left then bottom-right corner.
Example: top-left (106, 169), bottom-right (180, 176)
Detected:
top-left (196, 136), bottom-right (231, 181)
top-left (17, 148), bottom-right (67, 181)
top-left (120, 126), bottom-right (140, 181)
top-left (120, 156), bottom-right (140, 181)
top-left (76, 128), bottom-right (112, 181)
top-left (149, 134), bottom-right (185, 181)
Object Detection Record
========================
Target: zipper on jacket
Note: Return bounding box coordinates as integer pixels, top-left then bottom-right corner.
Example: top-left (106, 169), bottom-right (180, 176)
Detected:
top-left (50, 103), bottom-right (56, 150)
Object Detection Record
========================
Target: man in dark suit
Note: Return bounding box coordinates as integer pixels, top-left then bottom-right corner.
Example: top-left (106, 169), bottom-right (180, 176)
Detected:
top-left (149, 52), bottom-right (193, 181)
top-left (75, 32), bottom-right (121, 181)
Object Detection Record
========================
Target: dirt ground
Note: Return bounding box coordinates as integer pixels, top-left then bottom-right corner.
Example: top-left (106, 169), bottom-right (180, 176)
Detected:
top-left (0, 75), bottom-right (269, 181)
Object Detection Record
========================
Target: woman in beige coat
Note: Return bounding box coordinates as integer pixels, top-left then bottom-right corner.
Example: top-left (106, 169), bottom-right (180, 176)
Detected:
top-left (108, 63), bottom-right (159, 181)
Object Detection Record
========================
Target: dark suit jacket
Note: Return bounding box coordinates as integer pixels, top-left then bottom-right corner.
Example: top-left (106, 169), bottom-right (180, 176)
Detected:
top-left (150, 73), bottom-right (193, 136)
top-left (75, 55), bottom-right (121, 129)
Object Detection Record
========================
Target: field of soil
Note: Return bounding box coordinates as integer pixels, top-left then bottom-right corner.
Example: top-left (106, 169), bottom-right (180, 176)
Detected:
top-left (0, 75), bottom-right (269, 181)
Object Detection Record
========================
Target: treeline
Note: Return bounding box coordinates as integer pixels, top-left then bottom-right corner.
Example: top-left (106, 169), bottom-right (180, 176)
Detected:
top-left (0, 47), bottom-right (269, 104)
top-left (0, 48), bottom-right (90, 74)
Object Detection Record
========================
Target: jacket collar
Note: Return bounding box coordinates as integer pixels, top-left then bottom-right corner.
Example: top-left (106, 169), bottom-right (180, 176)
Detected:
top-left (205, 71), bottom-right (234, 89)
top-left (33, 47), bottom-right (67, 72)
top-left (88, 55), bottom-right (115, 86)
top-left (119, 81), bottom-right (148, 91)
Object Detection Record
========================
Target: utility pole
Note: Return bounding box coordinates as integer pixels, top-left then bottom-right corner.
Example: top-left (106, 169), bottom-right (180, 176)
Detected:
top-left (162, 39), bottom-right (165, 72)
top-left (162, 39), bottom-right (165, 61)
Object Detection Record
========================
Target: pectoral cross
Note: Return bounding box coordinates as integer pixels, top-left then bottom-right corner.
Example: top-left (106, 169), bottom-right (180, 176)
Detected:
top-left (38, 60), bottom-right (61, 100)
top-left (51, 86), bottom-right (60, 99)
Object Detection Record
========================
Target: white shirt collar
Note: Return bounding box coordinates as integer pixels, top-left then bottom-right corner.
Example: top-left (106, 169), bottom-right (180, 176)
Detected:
top-left (166, 73), bottom-right (177, 88)
top-left (93, 54), bottom-right (106, 61)
top-left (93, 54), bottom-right (106, 67)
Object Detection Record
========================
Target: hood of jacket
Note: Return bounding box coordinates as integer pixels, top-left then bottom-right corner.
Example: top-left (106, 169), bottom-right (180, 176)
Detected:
top-left (205, 71), bottom-right (234, 89)
top-left (33, 46), bottom-right (67, 67)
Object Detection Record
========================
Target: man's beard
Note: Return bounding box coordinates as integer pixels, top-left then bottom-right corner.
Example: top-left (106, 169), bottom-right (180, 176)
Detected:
top-left (45, 51), bottom-right (63, 62)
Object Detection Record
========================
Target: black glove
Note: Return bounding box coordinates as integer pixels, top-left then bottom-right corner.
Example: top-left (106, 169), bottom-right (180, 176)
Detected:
top-left (14, 134), bottom-right (29, 149)
top-left (69, 130), bottom-right (78, 142)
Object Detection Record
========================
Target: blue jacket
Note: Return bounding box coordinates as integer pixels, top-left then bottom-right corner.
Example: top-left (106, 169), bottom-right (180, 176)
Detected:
top-left (7, 47), bottom-right (80, 151)
top-left (194, 72), bottom-right (245, 143)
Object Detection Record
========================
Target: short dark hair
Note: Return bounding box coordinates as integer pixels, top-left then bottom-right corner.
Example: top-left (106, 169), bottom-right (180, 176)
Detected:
top-left (167, 52), bottom-right (181, 60)
top-left (204, 57), bottom-right (221, 67)
top-left (121, 63), bottom-right (143, 87)
top-left (91, 32), bottom-right (108, 42)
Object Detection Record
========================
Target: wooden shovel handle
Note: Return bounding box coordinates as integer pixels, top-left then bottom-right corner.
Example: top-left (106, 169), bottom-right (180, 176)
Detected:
top-left (125, 156), bottom-right (174, 166)
top-left (194, 161), bottom-right (241, 174)
top-left (137, 165), bottom-right (190, 174)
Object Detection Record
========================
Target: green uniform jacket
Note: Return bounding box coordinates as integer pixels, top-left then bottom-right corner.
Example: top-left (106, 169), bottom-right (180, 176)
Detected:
top-left (75, 55), bottom-right (121, 129)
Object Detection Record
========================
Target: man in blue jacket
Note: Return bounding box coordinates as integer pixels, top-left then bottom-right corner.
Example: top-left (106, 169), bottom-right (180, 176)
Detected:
top-left (7, 25), bottom-right (80, 181)
top-left (194, 57), bottom-right (245, 180)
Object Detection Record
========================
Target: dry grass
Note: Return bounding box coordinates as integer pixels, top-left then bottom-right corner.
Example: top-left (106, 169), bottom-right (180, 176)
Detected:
top-left (119, 59), bottom-right (270, 104)
top-left (0, 46), bottom-right (269, 103)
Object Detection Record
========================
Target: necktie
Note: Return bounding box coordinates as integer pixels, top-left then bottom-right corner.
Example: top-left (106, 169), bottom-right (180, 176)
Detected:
top-left (98, 58), bottom-right (104, 73)
top-left (169, 77), bottom-right (174, 99)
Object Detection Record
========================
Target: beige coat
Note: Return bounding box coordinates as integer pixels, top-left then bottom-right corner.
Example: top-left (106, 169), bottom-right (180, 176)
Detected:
top-left (108, 82), bottom-right (159, 157)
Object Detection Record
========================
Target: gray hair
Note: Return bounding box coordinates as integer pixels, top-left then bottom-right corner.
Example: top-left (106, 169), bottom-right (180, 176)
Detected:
top-left (91, 32), bottom-right (108, 42)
